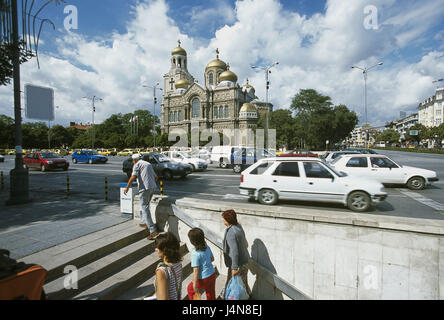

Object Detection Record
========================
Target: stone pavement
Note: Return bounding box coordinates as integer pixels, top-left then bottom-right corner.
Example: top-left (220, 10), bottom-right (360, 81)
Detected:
top-left (0, 190), bottom-right (131, 260)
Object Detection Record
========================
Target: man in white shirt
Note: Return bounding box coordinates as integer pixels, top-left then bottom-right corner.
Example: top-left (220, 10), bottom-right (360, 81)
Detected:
top-left (124, 154), bottom-right (159, 240)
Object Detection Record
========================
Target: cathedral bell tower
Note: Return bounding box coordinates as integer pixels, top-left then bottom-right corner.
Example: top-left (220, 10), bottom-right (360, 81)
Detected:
top-left (164, 40), bottom-right (194, 94)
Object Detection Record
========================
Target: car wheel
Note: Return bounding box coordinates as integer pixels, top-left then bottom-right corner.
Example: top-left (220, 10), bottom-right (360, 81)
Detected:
top-left (407, 176), bottom-right (425, 190)
top-left (258, 189), bottom-right (278, 205)
top-left (347, 191), bottom-right (371, 212)
top-left (220, 158), bottom-right (228, 168)
top-left (88, 159), bottom-right (93, 164)
top-left (163, 170), bottom-right (173, 180)
top-left (73, 158), bottom-right (77, 164)
top-left (233, 164), bottom-right (242, 174)
top-left (41, 164), bottom-right (46, 172)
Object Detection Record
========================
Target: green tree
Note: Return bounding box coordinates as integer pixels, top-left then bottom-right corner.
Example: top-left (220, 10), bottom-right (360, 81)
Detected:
top-left (376, 129), bottom-right (401, 145)
top-left (0, 114), bottom-right (14, 148)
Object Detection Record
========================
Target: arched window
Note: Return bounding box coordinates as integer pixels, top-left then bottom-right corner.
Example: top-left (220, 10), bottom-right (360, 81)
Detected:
top-left (209, 72), bottom-right (214, 85)
top-left (192, 98), bottom-right (200, 118)
top-left (219, 106), bottom-right (223, 119)
top-left (174, 111), bottom-right (177, 122)
top-left (169, 112), bottom-right (173, 122)
top-left (178, 58), bottom-right (181, 68)
top-left (214, 107), bottom-right (218, 119)
top-left (217, 71), bottom-right (222, 84)
top-left (224, 105), bottom-right (229, 118)
top-left (178, 111), bottom-right (182, 121)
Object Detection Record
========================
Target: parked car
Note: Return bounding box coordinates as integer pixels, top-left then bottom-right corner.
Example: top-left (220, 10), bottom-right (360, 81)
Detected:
top-left (0, 154), bottom-right (4, 163)
top-left (330, 154), bottom-right (439, 190)
top-left (122, 152), bottom-right (192, 179)
top-left (322, 151), bottom-right (361, 164)
top-left (97, 148), bottom-right (117, 156)
top-left (72, 150), bottom-right (108, 164)
top-left (278, 150), bottom-right (318, 158)
top-left (118, 148), bottom-right (136, 156)
top-left (162, 151), bottom-right (208, 171)
top-left (191, 149), bottom-right (212, 164)
top-left (23, 152), bottom-right (69, 171)
top-left (231, 147), bottom-right (274, 174)
top-left (0, 149), bottom-right (6, 155)
top-left (239, 157), bottom-right (387, 212)
top-left (344, 148), bottom-right (378, 154)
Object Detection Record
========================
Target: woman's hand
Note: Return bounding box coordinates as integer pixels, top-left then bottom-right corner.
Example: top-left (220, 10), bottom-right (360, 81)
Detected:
top-left (231, 268), bottom-right (239, 277)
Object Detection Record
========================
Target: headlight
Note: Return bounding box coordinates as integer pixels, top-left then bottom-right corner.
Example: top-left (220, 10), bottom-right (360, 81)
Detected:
top-left (47, 161), bottom-right (53, 164)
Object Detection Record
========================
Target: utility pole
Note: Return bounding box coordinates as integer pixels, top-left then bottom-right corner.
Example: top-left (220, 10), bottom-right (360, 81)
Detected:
top-left (83, 96), bottom-right (103, 150)
top-left (251, 62), bottom-right (279, 150)
top-left (351, 62), bottom-right (383, 149)
top-left (143, 83), bottom-right (163, 150)
top-left (7, 0), bottom-right (31, 205)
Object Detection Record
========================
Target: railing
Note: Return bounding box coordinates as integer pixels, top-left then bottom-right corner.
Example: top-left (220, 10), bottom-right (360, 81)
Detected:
top-left (171, 204), bottom-right (311, 300)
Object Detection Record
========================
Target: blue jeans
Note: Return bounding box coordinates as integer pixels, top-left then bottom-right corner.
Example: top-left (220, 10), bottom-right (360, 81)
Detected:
top-left (140, 189), bottom-right (156, 233)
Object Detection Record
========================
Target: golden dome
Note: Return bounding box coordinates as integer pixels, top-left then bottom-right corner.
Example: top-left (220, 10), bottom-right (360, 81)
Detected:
top-left (242, 78), bottom-right (254, 90)
top-left (175, 78), bottom-right (190, 89)
top-left (240, 102), bottom-right (257, 113)
top-left (219, 65), bottom-right (238, 82)
top-left (206, 48), bottom-right (227, 71)
top-left (172, 40), bottom-right (186, 56)
top-left (205, 58), bottom-right (227, 71)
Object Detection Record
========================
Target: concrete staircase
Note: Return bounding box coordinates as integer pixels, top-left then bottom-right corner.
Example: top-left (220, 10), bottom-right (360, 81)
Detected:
top-left (20, 220), bottom-right (225, 300)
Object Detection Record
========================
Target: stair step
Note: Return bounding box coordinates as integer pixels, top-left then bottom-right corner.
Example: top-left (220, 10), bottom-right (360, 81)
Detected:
top-left (72, 243), bottom-right (188, 300)
top-left (44, 237), bottom-right (156, 300)
top-left (116, 251), bottom-right (193, 300)
top-left (20, 221), bottom-right (149, 283)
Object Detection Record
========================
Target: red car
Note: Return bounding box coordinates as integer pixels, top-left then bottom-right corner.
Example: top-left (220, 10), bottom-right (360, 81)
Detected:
top-left (23, 152), bottom-right (69, 172)
top-left (278, 150), bottom-right (319, 158)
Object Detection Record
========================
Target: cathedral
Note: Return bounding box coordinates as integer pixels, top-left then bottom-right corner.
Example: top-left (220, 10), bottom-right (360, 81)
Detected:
top-left (160, 41), bottom-right (272, 138)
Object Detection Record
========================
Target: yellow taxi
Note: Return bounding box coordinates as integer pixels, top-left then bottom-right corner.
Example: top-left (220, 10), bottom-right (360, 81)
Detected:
top-left (117, 148), bottom-right (136, 156)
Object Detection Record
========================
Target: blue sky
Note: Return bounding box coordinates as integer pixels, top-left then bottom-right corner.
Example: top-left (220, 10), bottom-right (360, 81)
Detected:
top-left (2, 0), bottom-right (443, 127)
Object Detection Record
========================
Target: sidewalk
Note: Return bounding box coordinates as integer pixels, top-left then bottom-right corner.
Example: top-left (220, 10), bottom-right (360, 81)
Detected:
top-left (0, 190), bottom-right (131, 260)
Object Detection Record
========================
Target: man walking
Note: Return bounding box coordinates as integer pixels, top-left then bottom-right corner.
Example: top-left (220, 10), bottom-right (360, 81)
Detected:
top-left (124, 154), bottom-right (159, 240)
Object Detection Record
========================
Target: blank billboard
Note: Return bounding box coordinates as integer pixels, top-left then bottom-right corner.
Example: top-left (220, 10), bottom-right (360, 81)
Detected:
top-left (25, 84), bottom-right (54, 121)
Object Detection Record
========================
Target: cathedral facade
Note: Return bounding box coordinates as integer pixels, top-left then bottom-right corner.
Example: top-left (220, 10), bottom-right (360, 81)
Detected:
top-left (160, 41), bottom-right (272, 138)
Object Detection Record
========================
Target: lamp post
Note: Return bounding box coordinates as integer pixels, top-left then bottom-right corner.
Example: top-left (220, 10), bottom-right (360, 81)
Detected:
top-left (83, 96), bottom-right (103, 150)
top-left (251, 61), bottom-right (279, 149)
top-left (143, 83), bottom-right (163, 150)
top-left (351, 62), bottom-right (383, 149)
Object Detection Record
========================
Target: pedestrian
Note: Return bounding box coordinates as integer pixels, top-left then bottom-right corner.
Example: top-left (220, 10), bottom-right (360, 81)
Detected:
top-left (187, 228), bottom-right (217, 300)
top-left (222, 209), bottom-right (251, 296)
top-left (154, 232), bottom-right (183, 300)
top-left (124, 153), bottom-right (159, 240)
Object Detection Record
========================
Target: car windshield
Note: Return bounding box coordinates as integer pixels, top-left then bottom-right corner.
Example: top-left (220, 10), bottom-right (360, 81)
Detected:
top-left (40, 153), bottom-right (60, 159)
top-left (179, 152), bottom-right (191, 158)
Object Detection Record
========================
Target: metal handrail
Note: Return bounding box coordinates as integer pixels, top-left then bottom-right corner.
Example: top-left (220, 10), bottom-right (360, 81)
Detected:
top-left (171, 204), bottom-right (311, 300)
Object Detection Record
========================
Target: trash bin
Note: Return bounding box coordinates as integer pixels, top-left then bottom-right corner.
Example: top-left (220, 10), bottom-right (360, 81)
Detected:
top-left (119, 183), bottom-right (138, 218)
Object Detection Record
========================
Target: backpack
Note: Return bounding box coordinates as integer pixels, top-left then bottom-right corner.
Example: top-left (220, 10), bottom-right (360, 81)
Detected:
top-left (0, 249), bottom-right (47, 300)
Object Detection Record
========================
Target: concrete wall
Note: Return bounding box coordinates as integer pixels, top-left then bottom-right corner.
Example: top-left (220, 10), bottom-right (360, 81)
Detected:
top-left (171, 197), bottom-right (444, 300)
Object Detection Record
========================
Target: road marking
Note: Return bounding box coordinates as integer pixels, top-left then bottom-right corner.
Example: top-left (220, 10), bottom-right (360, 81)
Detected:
top-left (164, 189), bottom-right (245, 199)
top-left (398, 189), bottom-right (444, 211)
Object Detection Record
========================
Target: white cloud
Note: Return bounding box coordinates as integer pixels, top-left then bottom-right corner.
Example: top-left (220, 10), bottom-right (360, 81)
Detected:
top-left (1, 0), bottom-right (443, 130)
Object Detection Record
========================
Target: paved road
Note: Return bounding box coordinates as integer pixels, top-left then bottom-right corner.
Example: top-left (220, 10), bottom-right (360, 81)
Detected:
top-left (1, 150), bottom-right (443, 221)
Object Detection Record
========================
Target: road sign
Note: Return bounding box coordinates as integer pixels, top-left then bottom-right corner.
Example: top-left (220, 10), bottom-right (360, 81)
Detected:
top-left (25, 84), bottom-right (54, 121)
top-left (409, 130), bottom-right (419, 136)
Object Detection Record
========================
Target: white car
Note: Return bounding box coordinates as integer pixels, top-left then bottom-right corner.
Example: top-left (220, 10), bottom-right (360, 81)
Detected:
top-left (321, 151), bottom-right (360, 164)
top-left (239, 157), bottom-right (387, 212)
top-left (191, 149), bottom-right (212, 164)
top-left (162, 151), bottom-right (208, 171)
top-left (330, 154), bottom-right (439, 190)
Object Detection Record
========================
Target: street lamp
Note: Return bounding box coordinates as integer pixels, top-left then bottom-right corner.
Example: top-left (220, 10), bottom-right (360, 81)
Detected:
top-left (351, 62), bottom-right (383, 149)
top-left (82, 96), bottom-right (103, 150)
top-left (251, 61), bottom-right (279, 149)
top-left (143, 83), bottom-right (163, 150)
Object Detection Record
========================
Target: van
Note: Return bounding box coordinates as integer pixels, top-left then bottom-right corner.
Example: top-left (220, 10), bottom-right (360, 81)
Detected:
top-left (210, 146), bottom-right (238, 168)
